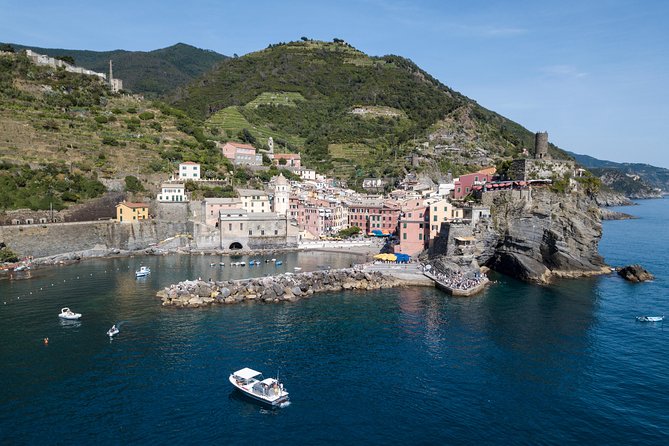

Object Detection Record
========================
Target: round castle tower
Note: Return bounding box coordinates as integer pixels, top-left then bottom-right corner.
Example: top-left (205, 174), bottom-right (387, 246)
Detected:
top-left (534, 131), bottom-right (549, 159)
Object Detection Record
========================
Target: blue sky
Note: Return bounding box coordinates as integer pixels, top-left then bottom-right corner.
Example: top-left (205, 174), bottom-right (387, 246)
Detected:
top-left (1, 0), bottom-right (668, 167)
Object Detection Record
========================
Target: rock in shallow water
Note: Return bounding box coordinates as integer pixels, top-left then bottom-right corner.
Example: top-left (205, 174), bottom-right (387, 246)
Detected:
top-left (617, 264), bottom-right (654, 282)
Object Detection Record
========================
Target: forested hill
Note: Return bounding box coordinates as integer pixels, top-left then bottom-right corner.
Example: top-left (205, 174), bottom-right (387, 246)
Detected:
top-left (566, 150), bottom-right (669, 194)
top-left (3, 42), bottom-right (227, 97)
top-left (171, 39), bottom-right (566, 181)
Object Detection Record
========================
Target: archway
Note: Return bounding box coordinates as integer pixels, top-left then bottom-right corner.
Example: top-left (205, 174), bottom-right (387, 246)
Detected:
top-left (229, 242), bottom-right (243, 250)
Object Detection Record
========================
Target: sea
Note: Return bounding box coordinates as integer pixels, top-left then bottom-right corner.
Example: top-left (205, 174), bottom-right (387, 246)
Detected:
top-left (0, 198), bottom-right (667, 445)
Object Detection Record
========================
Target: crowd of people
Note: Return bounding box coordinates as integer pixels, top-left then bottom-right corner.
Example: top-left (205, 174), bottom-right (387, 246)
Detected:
top-left (430, 270), bottom-right (487, 291)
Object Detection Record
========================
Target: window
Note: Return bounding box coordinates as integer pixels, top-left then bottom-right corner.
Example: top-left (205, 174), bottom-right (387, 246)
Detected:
top-left (403, 223), bottom-right (407, 229)
top-left (403, 233), bottom-right (407, 240)
top-left (419, 233), bottom-right (422, 240)
top-left (240, 223), bottom-right (243, 230)
top-left (249, 230), bottom-right (253, 235)
top-left (274, 230), bottom-right (278, 235)
top-left (261, 230), bottom-right (265, 235)
top-left (433, 215), bottom-right (437, 221)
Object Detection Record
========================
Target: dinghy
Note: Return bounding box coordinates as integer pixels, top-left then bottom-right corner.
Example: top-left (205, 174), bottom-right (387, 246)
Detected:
top-left (636, 315), bottom-right (664, 322)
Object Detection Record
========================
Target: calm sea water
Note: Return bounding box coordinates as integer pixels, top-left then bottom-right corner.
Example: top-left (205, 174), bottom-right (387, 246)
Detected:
top-left (1, 199), bottom-right (667, 445)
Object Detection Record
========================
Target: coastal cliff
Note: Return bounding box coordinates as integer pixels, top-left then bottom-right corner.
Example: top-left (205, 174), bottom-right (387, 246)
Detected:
top-left (484, 189), bottom-right (608, 283)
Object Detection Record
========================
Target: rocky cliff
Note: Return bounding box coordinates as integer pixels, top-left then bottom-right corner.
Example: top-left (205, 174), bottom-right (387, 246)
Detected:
top-left (483, 189), bottom-right (609, 283)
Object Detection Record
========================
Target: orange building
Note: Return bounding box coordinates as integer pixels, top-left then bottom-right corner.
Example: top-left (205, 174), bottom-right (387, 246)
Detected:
top-left (116, 202), bottom-right (149, 223)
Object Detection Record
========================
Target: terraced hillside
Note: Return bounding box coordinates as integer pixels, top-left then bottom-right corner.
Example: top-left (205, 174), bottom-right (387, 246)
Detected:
top-left (0, 51), bottom-right (231, 209)
top-left (173, 40), bottom-right (562, 184)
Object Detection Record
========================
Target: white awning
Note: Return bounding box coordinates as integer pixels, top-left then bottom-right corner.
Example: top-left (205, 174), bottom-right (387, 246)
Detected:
top-left (260, 378), bottom-right (277, 385)
top-left (234, 368), bottom-right (261, 380)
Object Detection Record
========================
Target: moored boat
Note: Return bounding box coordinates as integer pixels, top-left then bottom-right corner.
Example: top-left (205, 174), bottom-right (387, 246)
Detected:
top-left (107, 325), bottom-right (119, 337)
top-left (135, 266), bottom-right (151, 277)
top-left (229, 367), bottom-right (289, 407)
top-left (636, 315), bottom-right (664, 322)
top-left (58, 307), bottom-right (82, 320)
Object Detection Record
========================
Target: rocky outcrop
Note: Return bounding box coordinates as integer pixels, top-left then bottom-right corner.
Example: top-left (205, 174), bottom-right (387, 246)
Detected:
top-left (156, 269), bottom-right (402, 307)
top-left (600, 209), bottom-right (637, 221)
top-left (484, 189), bottom-right (608, 284)
top-left (595, 190), bottom-right (634, 207)
top-left (617, 264), bottom-right (654, 282)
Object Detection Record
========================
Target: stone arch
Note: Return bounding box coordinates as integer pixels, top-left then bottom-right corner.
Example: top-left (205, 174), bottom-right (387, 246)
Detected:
top-left (229, 242), bottom-right (243, 250)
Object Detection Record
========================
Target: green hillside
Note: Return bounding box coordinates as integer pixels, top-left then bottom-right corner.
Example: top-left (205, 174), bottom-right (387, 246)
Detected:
top-left (0, 51), bottom-right (233, 210)
top-left (172, 39), bottom-right (553, 183)
top-left (3, 42), bottom-right (227, 97)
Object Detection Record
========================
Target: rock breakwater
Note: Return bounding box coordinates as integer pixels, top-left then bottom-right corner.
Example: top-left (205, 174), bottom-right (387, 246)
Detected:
top-left (156, 269), bottom-right (402, 307)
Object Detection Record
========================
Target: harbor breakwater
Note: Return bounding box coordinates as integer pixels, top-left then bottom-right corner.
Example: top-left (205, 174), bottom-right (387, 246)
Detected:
top-left (156, 269), bottom-right (416, 307)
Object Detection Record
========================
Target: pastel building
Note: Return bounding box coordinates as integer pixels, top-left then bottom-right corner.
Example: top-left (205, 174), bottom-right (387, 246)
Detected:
top-left (220, 142), bottom-right (263, 166)
top-left (201, 197), bottom-right (243, 226)
top-left (272, 173), bottom-right (290, 216)
top-left (116, 202), bottom-right (149, 223)
top-left (453, 169), bottom-right (496, 199)
top-left (157, 183), bottom-right (187, 202)
top-left (428, 199), bottom-right (464, 239)
top-left (271, 153), bottom-right (301, 168)
top-left (237, 188), bottom-right (271, 213)
top-left (178, 162), bottom-right (201, 180)
top-left (396, 198), bottom-right (429, 256)
top-left (346, 199), bottom-right (401, 235)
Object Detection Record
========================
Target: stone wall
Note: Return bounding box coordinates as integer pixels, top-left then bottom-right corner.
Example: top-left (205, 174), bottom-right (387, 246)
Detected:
top-left (509, 159), bottom-right (575, 181)
top-left (0, 220), bottom-right (190, 258)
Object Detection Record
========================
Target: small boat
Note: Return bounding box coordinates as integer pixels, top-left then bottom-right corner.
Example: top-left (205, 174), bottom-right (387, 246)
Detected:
top-left (107, 325), bottom-right (119, 337)
top-left (210, 263), bottom-right (216, 267)
top-left (220, 262), bottom-right (225, 266)
top-left (14, 265), bottom-right (30, 272)
top-left (248, 260), bottom-right (255, 266)
top-left (275, 261), bottom-right (283, 266)
top-left (135, 266), bottom-right (151, 277)
top-left (229, 368), bottom-right (289, 407)
top-left (239, 261), bottom-right (246, 266)
top-left (58, 307), bottom-right (82, 320)
top-left (294, 267), bottom-right (302, 271)
top-left (271, 258), bottom-right (276, 262)
top-left (636, 315), bottom-right (664, 322)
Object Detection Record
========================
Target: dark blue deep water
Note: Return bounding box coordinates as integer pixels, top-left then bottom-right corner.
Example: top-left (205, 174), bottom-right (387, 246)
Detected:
top-left (1, 199), bottom-right (668, 445)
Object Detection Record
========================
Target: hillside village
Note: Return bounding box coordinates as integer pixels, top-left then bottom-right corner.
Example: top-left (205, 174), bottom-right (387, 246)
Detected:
top-left (0, 45), bottom-right (593, 279)
top-left (114, 129), bottom-right (580, 260)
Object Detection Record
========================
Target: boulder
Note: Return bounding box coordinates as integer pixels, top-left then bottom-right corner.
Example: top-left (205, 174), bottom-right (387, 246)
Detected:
top-left (618, 264), bottom-right (654, 282)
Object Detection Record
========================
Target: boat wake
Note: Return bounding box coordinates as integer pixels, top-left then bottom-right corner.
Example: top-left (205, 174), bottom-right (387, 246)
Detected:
top-left (278, 401), bottom-right (291, 408)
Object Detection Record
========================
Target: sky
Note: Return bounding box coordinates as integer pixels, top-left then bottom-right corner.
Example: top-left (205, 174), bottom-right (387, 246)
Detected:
top-left (1, 0), bottom-right (668, 167)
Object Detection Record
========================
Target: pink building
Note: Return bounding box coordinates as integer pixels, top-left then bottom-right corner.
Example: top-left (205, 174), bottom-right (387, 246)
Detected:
top-left (396, 199), bottom-right (429, 256)
top-left (272, 153), bottom-right (301, 168)
top-left (453, 169), bottom-right (495, 199)
top-left (220, 142), bottom-right (262, 166)
top-left (346, 200), bottom-right (400, 235)
top-left (201, 198), bottom-right (243, 226)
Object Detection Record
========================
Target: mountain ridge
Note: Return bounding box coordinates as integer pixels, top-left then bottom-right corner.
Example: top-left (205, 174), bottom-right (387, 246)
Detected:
top-left (1, 42), bottom-right (227, 97)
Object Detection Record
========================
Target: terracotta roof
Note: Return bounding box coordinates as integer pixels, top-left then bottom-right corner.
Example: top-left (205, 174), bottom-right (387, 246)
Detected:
top-left (117, 202), bottom-right (148, 208)
top-left (226, 142), bottom-right (256, 149)
top-left (180, 161), bottom-right (199, 165)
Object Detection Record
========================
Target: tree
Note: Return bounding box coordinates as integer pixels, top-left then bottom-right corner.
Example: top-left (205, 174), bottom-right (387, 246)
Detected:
top-left (301, 36), bottom-right (309, 41)
top-left (125, 175), bottom-right (145, 193)
top-left (0, 44), bottom-right (15, 53)
top-left (278, 158), bottom-right (287, 166)
top-left (56, 55), bottom-right (75, 65)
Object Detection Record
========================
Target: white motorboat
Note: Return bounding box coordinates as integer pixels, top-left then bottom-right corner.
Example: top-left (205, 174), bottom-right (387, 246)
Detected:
top-left (135, 266), bottom-right (151, 277)
top-left (294, 267), bottom-right (302, 271)
top-left (58, 307), bottom-right (82, 320)
top-left (229, 367), bottom-right (289, 407)
top-left (219, 262), bottom-right (225, 266)
top-left (636, 315), bottom-right (664, 322)
top-left (107, 325), bottom-right (119, 337)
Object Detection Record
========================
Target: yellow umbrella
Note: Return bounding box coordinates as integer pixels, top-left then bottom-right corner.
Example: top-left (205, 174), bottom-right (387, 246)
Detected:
top-left (373, 254), bottom-right (386, 260)
top-left (384, 253), bottom-right (397, 261)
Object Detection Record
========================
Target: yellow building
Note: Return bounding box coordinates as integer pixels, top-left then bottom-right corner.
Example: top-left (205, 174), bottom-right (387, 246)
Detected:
top-left (116, 202), bottom-right (149, 223)
top-left (428, 199), bottom-right (464, 238)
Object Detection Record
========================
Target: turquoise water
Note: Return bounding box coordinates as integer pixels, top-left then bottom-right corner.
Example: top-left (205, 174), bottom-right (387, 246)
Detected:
top-left (1, 200), bottom-right (668, 444)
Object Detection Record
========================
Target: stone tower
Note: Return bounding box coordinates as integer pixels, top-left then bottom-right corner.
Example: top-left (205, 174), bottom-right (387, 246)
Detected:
top-left (535, 131), bottom-right (549, 159)
top-left (273, 173), bottom-right (289, 216)
top-left (268, 136), bottom-right (274, 154)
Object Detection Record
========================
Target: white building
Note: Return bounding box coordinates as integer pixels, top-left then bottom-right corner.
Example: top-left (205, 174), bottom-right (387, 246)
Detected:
top-left (157, 183), bottom-right (187, 202)
top-left (178, 162), bottom-right (201, 180)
